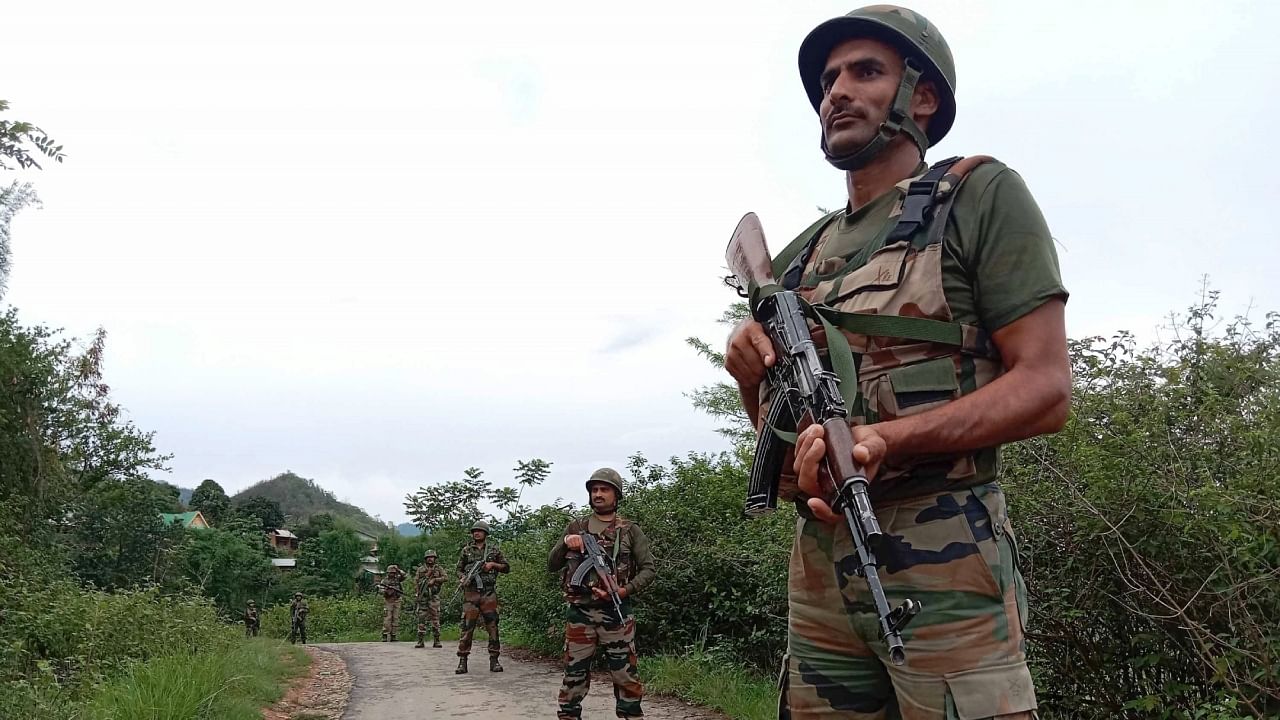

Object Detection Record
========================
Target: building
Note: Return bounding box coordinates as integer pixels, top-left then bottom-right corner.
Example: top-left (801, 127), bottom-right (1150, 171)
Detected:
top-left (159, 511), bottom-right (210, 529)
top-left (271, 558), bottom-right (297, 571)
top-left (268, 528), bottom-right (299, 554)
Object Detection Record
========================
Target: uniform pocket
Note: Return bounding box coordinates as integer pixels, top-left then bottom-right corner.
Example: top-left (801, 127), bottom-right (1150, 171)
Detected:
top-left (942, 660), bottom-right (1039, 719)
top-left (887, 357), bottom-right (958, 411)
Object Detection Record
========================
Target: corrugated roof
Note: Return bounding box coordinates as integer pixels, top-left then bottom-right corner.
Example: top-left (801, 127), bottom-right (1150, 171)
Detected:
top-left (271, 558), bottom-right (297, 567)
top-left (273, 529), bottom-right (298, 539)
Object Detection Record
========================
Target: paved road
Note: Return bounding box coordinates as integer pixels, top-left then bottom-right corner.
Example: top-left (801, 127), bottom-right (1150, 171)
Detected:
top-left (316, 642), bottom-right (725, 719)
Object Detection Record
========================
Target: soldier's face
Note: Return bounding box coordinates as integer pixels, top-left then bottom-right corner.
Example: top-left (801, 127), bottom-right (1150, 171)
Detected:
top-left (818, 37), bottom-right (904, 156)
top-left (426, 557), bottom-right (436, 565)
top-left (472, 530), bottom-right (486, 542)
top-left (588, 482), bottom-right (618, 512)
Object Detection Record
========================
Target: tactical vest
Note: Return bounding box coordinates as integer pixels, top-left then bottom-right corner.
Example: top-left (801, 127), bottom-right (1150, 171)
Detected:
top-left (460, 543), bottom-right (503, 591)
top-left (559, 516), bottom-right (636, 603)
top-left (767, 156), bottom-right (1002, 504)
top-left (415, 564), bottom-right (445, 600)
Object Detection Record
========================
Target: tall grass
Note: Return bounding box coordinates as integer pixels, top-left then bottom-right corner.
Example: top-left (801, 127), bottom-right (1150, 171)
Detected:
top-left (78, 639), bottom-right (309, 720)
top-left (640, 651), bottom-right (777, 720)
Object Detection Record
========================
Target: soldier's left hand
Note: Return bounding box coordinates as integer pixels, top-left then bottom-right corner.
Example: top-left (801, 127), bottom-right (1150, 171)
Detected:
top-left (794, 423), bottom-right (887, 524)
top-left (483, 562), bottom-right (498, 571)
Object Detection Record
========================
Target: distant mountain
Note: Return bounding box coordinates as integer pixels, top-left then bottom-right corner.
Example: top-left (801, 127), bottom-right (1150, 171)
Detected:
top-left (177, 486), bottom-right (194, 507)
top-left (231, 471), bottom-right (390, 536)
top-left (396, 523), bottom-right (421, 537)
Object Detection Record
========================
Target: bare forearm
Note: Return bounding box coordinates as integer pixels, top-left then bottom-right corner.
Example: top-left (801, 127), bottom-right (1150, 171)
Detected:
top-left (877, 364), bottom-right (1069, 465)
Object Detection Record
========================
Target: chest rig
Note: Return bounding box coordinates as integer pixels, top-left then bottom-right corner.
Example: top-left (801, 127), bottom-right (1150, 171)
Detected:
top-left (766, 156), bottom-right (1003, 500)
top-left (561, 517), bottom-right (634, 600)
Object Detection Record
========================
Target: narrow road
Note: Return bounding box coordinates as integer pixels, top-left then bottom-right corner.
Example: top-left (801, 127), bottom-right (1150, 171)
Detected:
top-left (316, 642), bottom-right (726, 719)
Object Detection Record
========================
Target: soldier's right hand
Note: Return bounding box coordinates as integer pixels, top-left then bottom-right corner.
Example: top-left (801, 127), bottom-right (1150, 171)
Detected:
top-left (564, 534), bottom-right (584, 552)
top-left (725, 319), bottom-right (775, 387)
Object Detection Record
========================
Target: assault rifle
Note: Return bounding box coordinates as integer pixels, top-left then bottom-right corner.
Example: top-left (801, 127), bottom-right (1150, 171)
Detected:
top-left (569, 533), bottom-right (625, 622)
top-left (725, 212), bottom-right (920, 666)
top-left (445, 555), bottom-right (487, 606)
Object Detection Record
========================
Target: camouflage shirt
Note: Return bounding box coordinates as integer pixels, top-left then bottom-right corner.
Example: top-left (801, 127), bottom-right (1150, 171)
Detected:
top-left (456, 541), bottom-right (509, 593)
top-left (548, 515), bottom-right (657, 604)
top-left (414, 562), bottom-right (447, 600)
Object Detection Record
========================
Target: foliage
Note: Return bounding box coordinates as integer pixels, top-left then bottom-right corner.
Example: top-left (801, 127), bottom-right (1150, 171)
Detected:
top-left (188, 478), bottom-right (231, 526)
top-left (641, 650), bottom-right (777, 720)
top-left (177, 527), bottom-right (274, 615)
top-left (69, 477), bottom-right (186, 591)
top-left (294, 527), bottom-right (368, 596)
top-left (0, 99), bottom-right (65, 171)
top-left (1003, 289), bottom-right (1280, 718)
top-left (233, 471), bottom-right (388, 536)
top-left (236, 495), bottom-right (285, 532)
top-left (404, 466), bottom-right (492, 532)
top-left (685, 301), bottom-right (754, 447)
top-left (80, 640), bottom-right (309, 720)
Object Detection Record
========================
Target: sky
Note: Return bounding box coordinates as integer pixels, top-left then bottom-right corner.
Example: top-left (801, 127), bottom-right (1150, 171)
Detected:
top-left (4, 0), bottom-right (1279, 526)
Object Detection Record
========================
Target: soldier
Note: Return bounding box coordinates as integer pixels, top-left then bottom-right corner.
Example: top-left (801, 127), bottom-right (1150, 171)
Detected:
top-left (454, 519), bottom-right (509, 674)
top-left (379, 563), bottom-right (408, 642)
top-left (413, 549), bottom-right (447, 648)
top-left (548, 468), bottom-right (656, 720)
top-left (243, 599), bottom-right (260, 638)
top-left (288, 592), bottom-right (309, 645)
top-left (725, 6), bottom-right (1070, 718)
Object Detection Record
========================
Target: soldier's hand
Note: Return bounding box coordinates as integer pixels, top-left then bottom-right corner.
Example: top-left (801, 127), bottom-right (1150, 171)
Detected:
top-left (483, 562), bottom-right (497, 571)
top-left (725, 319), bottom-right (775, 387)
top-left (794, 423), bottom-right (887, 524)
top-left (563, 534), bottom-right (584, 552)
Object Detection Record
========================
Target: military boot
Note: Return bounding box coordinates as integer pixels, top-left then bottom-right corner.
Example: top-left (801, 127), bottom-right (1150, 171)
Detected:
top-left (432, 634), bottom-right (442, 648)
top-left (414, 632), bottom-right (425, 648)
top-left (380, 632), bottom-right (388, 642)
top-left (489, 655), bottom-right (503, 673)
top-left (455, 657), bottom-right (468, 674)
top-left (390, 633), bottom-right (398, 642)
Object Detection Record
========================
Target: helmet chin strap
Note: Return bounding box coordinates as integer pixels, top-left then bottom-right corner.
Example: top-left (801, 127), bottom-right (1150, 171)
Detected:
top-left (823, 57), bottom-right (930, 171)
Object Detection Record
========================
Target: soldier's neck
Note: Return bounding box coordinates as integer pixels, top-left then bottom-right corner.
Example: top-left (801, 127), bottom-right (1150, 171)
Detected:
top-left (845, 141), bottom-right (924, 212)
top-left (592, 511), bottom-right (616, 523)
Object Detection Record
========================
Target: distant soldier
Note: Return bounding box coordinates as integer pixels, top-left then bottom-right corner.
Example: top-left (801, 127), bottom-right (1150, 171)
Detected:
top-left (548, 468), bottom-right (656, 720)
top-left (379, 564), bottom-right (408, 642)
top-left (455, 519), bottom-right (510, 674)
top-left (243, 599), bottom-right (260, 638)
top-left (414, 550), bottom-right (448, 648)
top-left (288, 592), bottom-right (308, 645)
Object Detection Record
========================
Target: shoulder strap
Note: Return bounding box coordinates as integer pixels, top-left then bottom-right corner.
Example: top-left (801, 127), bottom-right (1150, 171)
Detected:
top-left (774, 210), bottom-right (842, 290)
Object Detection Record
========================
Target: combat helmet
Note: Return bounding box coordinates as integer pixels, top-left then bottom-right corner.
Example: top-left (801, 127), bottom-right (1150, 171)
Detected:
top-left (585, 467), bottom-right (625, 502)
top-left (798, 5), bottom-right (956, 169)
top-left (247, 599), bottom-right (256, 606)
top-left (470, 519), bottom-right (490, 534)
top-left (424, 549), bottom-right (438, 559)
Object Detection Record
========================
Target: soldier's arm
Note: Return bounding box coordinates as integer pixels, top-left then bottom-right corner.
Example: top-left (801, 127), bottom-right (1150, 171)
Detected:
top-left (547, 521), bottom-right (575, 572)
top-left (492, 548), bottom-right (510, 574)
top-left (623, 524), bottom-right (657, 598)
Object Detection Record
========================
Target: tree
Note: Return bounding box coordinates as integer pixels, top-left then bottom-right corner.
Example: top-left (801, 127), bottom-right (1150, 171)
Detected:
top-left (404, 467), bottom-right (492, 532)
top-left (236, 496), bottom-right (284, 531)
top-left (179, 527), bottom-right (273, 612)
top-left (685, 302), bottom-right (754, 447)
top-left (1, 100), bottom-right (64, 297)
top-left (70, 477), bottom-right (185, 590)
top-left (296, 527), bottom-right (366, 596)
top-left (189, 479), bottom-right (231, 526)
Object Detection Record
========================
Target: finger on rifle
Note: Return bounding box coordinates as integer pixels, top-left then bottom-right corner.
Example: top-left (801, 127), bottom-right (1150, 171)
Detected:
top-left (806, 496), bottom-right (842, 524)
top-left (749, 324), bottom-right (775, 367)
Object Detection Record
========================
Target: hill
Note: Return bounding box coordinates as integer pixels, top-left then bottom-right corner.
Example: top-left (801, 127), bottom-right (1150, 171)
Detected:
top-left (395, 523), bottom-right (421, 537)
top-left (231, 471), bottom-right (390, 536)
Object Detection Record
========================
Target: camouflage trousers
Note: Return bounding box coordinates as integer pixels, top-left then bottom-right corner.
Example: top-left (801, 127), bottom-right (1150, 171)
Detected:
top-left (289, 620), bottom-right (306, 645)
top-left (244, 622), bottom-right (259, 638)
top-left (557, 604), bottom-right (643, 720)
top-left (785, 482), bottom-right (1037, 719)
top-left (416, 596), bottom-right (441, 639)
top-left (382, 597), bottom-right (402, 638)
top-left (457, 590), bottom-right (500, 658)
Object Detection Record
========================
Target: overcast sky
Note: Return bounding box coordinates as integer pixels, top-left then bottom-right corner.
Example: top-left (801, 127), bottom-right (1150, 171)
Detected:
top-left (4, 0), bottom-right (1278, 525)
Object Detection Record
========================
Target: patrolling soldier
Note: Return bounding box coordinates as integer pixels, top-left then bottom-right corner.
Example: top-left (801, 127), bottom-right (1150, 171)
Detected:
top-left (243, 599), bottom-right (260, 638)
top-left (455, 519), bottom-right (510, 674)
top-left (414, 549), bottom-right (447, 648)
top-left (288, 592), bottom-right (309, 645)
top-left (380, 563), bottom-right (408, 642)
top-left (548, 468), bottom-right (656, 720)
top-left (725, 5), bottom-right (1070, 718)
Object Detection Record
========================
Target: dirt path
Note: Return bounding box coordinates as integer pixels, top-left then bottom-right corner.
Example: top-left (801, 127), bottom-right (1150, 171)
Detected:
top-left (315, 642), bottom-right (727, 719)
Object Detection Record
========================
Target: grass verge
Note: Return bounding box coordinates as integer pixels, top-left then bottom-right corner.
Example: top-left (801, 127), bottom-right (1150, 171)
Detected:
top-left (78, 638), bottom-right (310, 720)
top-left (641, 652), bottom-right (777, 720)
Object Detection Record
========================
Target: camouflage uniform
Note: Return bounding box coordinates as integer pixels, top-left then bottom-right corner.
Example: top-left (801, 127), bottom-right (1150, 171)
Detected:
top-left (455, 535), bottom-right (509, 665)
top-left (380, 565), bottom-right (407, 641)
top-left (288, 594), bottom-right (308, 645)
top-left (756, 6), bottom-right (1068, 718)
top-left (243, 601), bottom-right (260, 638)
top-left (414, 552), bottom-right (447, 647)
top-left (548, 469), bottom-right (657, 720)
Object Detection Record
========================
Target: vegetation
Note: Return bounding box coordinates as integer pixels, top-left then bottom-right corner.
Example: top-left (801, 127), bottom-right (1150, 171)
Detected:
top-left (233, 471), bottom-right (389, 536)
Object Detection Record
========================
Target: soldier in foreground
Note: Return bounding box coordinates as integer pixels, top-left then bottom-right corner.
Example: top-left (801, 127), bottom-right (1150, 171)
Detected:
top-left (288, 592), bottom-right (309, 645)
top-left (414, 549), bottom-right (447, 648)
top-left (379, 563), bottom-right (408, 642)
top-left (243, 599), bottom-right (259, 638)
top-left (547, 468), bottom-right (656, 720)
top-left (454, 519), bottom-right (509, 674)
top-left (724, 5), bottom-right (1070, 717)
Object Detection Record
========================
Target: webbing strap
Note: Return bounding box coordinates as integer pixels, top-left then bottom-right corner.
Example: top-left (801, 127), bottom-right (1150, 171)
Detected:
top-left (886, 156), bottom-right (960, 243)
top-left (776, 210), bottom-right (842, 291)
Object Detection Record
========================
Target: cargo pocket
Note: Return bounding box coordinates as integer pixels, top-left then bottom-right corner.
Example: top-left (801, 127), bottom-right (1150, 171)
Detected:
top-left (887, 357), bottom-right (958, 413)
top-left (942, 660), bottom-right (1038, 719)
